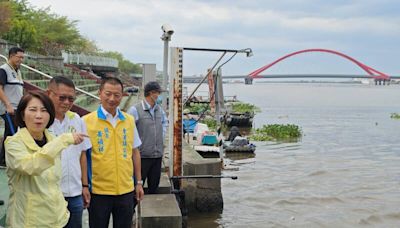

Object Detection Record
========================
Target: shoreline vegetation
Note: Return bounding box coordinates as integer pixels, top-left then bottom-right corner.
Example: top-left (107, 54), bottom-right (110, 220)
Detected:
top-left (391, 113), bottom-right (400, 119)
top-left (184, 101), bottom-right (304, 143)
top-left (229, 102), bottom-right (261, 113)
top-left (249, 124), bottom-right (302, 141)
top-left (184, 101), bottom-right (261, 115)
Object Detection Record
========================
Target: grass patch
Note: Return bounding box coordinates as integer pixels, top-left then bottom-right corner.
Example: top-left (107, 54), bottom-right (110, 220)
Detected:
top-left (249, 124), bottom-right (302, 141)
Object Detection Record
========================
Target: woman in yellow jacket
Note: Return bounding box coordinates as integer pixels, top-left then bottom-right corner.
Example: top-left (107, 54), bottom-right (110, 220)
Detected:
top-left (5, 91), bottom-right (87, 228)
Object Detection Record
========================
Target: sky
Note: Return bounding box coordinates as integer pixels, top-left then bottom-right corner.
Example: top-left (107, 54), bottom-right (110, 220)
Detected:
top-left (29, 0), bottom-right (400, 76)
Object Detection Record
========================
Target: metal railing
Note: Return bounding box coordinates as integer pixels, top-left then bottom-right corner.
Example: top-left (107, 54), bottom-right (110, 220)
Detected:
top-left (62, 52), bottom-right (118, 68)
top-left (0, 54), bottom-right (100, 100)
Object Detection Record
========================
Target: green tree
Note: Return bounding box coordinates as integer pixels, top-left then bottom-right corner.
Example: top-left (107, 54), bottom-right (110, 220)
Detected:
top-left (0, 0), bottom-right (142, 75)
top-left (70, 38), bottom-right (100, 54)
top-left (1, 0), bottom-right (85, 55)
top-left (2, 0), bottom-right (38, 49)
top-left (0, 1), bottom-right (13, 34)
top-left (3, 18), bottom-right (38, 49)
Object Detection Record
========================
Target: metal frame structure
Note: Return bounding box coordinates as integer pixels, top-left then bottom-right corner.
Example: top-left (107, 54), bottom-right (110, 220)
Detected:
top-left (168, 47), bottom-right (253, 178)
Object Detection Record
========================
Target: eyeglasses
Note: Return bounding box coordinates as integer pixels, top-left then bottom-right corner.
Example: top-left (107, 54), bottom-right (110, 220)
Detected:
top-left (50, 90), bottom-right (76, 102)
top-left (11, 54), bottom-right (24, 59)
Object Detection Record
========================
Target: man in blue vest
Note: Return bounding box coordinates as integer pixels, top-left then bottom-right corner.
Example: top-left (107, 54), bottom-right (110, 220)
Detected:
top-left (0, 47), bottom-right (24, 166)
top-left (127, 81), bottom-right (168, 194)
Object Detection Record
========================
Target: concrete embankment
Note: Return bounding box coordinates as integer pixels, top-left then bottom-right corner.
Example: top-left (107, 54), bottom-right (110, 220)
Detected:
top-left (138, 140), bottom-right (223, 227)
top-left (180, 141), bottom-right (223, 213)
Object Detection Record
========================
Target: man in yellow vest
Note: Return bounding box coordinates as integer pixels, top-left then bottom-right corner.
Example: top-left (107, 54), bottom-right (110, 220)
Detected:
top-left (82, 77), bottom-right (144, 228)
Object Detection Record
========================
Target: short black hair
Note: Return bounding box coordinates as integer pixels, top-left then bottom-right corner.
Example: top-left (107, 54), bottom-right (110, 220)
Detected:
top-left (144, 81), bottom-right (162, 97)
top-left (15, 91), bottom-right (55, 129)
top-left (8, 47), bottom-right (24, 58)
top-left (49, 76), bottom-right (75, 90)
top-left (100, 77), bottom-right (124, 92)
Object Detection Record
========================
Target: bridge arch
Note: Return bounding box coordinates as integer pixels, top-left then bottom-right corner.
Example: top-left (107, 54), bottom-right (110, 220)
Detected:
top-left (248, 48), bottom-right (389, 80)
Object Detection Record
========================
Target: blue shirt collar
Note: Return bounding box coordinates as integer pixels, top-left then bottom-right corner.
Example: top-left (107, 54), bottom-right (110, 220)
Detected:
top-left (97, 105), bottom-right (126, 121)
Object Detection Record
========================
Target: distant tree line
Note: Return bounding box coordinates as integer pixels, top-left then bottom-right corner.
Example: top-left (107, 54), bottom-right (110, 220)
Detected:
top-left (0, 0), bottom-right (141, 74)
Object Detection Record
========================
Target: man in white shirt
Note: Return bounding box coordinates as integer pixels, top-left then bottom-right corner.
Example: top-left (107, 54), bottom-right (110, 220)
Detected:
top-left (47, 76), bottom-right (91, 228)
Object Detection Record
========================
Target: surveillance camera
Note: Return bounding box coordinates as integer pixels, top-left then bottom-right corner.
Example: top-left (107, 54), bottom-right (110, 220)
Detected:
top-left (246, 49), bottom-right (253, 57)
top-left (161, 24), bottom-right (174, 35)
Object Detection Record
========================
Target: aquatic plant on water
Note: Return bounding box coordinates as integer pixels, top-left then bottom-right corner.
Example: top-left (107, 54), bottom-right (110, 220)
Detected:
top-left (184, 103), bottom-right (210, 114)
top-left (249, 124), bottom-right (302, 141)
top-left (230, 102), bottom-right (261, 113)
top-left (390, 113), bottom-right (400, 119)
top-left (200, 118), bottom-right (217, 131)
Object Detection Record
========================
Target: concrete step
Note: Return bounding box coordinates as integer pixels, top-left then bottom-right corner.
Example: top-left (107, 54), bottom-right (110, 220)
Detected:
top-left (139, 194), bottom-right (182, 228)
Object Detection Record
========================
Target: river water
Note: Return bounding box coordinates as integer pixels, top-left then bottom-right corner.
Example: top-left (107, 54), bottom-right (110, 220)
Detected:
top-left (186, 82), bottom-right (400, 228)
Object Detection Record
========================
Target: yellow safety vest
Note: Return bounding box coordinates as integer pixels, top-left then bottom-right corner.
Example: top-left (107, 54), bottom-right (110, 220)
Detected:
top-left (83, 107), bottom-right (135, 195)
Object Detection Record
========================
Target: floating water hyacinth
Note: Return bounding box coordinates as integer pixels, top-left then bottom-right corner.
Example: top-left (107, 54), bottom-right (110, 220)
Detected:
top-left (249, 124), bottom-right (302, 141)
top-left (231, 102), bottom-right (261, 113)
top-left (390, 113), bottom-right (400, 119)
top-left (185, 103), bottom-right (210, 114)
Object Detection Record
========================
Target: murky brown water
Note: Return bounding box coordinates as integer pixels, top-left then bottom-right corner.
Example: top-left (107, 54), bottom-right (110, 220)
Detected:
top-left (187, 82), bottom-right (400, 227)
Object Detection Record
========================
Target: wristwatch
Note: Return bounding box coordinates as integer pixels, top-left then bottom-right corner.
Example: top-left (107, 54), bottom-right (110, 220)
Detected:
top-left (136, 180), bottom-right (143, 185)
top-left (82, 184), bottom-right (89, 188)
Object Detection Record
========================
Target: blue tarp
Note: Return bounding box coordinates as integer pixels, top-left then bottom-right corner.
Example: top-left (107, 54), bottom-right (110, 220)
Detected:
top-left (183, 119), bottom-right (197, 133)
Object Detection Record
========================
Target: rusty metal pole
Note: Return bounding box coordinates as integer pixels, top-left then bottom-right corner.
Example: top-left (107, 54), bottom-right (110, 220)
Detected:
top-left (169, 47), bottom-right (183, 179)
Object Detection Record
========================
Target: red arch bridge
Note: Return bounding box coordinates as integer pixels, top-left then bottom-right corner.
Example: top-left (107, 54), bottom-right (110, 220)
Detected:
top-left (183, 49), bottom-right (398, 85)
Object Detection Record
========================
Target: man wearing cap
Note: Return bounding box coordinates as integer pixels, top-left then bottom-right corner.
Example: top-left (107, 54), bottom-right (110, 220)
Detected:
top-left (127, 81), bottom-right (168, 194)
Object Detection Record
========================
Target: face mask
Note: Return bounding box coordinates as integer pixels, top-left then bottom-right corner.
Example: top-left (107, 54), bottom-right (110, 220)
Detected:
top-left (156, 95), bottom-right (163, 105)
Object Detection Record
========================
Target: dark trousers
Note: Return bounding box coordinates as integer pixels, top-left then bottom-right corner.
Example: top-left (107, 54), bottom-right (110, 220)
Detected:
top-left (141, 157), bottom-right (162, 194)
top-left (64, 195), bottom-right (83, 228)
top-left (0, 113), bottom-right (16, 166)
top-left (88, 191), bottom-right (134, 228)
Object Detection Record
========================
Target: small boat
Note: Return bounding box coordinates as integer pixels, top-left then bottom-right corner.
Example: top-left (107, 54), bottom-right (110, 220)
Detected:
top-left (193, 123), bottom-right (222, 158)
top-left (223, 112), bottom-right (254, 127)
top-left (194, 145), bottom-right (220, 158)
top-left (224, 136), bottom-right (256, 153)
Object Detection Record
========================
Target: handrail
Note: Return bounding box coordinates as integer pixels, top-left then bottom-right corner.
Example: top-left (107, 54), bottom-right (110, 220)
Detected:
top-left (62, 52), bottom-right (118, 68)
top-left (0, 54), bottom-right (100, 100)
